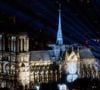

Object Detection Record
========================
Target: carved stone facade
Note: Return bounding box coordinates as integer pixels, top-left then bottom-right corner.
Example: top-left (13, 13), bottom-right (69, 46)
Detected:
top-left (0, 33), bottom-right (30, 89)
top-left (0, 8), bottom-right (99, 90)
top-left (0, 33), bottom-right (99, 90)
top-left (0, 33), bottom-right (61, 90)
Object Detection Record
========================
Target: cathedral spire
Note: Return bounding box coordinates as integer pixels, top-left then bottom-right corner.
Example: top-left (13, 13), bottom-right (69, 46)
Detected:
top-left (56, 4), bottom-right (63, 45)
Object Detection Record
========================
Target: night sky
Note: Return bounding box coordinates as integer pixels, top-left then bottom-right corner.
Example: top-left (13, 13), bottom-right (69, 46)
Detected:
top-left (0, 0), bottom-right (100, 58)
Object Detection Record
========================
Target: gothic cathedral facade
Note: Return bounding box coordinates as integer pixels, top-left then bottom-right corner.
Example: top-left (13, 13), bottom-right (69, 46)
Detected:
top-left (0, 9), bottom-right (99, 90)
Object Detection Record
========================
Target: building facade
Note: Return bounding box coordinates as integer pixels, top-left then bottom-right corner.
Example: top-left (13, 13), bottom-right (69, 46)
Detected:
top-left (0, 9), bottom-right (99, 90)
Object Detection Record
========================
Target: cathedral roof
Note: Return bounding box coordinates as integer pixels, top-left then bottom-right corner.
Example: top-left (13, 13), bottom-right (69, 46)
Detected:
top-left (79, 48), bottom-right (95, 59)
top-left (30, 50), bottom-right (55, 61)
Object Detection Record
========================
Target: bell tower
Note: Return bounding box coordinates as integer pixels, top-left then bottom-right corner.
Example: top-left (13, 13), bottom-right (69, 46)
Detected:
top-left (16, 33), bottom-right (30, 89)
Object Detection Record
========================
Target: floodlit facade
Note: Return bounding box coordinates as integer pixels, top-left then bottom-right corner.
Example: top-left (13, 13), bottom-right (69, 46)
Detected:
top-left (0, 9), bottom-right (99, 90)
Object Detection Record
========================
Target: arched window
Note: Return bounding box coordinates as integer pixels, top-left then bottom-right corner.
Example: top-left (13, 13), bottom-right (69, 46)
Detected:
top-left (11, 65), bottom-right (15, 75)
top-left (11, 36), bottom-right (16, 52)
top-left (5, 63), bottom-right (9, 74)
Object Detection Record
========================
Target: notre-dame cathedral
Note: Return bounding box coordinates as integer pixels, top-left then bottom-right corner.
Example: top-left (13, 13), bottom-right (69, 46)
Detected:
top-left (0, 9), bottom-right (99, 90)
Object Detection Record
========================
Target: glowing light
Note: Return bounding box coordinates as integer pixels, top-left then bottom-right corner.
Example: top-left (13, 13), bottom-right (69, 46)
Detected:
top-left (1, 81), bottom-right (5, 88)
top-left (65, 51), bottom-right (79, 82)
top-left (35, 85), bottom-right (40, 90)
top-left (67, 74), bottom-right (78, 82)
top-left (19, 71), bottom-right (29, 86)
top-left (67, 62), bottom-right (77, 74)
top-left (58, 84), bottom-right (68, 90)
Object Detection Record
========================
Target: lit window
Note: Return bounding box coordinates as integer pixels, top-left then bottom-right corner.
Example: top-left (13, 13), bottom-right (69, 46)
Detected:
top-left (11, 36), bottom-right (16, 40)
top-left (0, 35), bottom-right (2, 38)
top-left (58, 84), bottom-right (68, 90)
top-left (35, 85), bottom-right (40, 90)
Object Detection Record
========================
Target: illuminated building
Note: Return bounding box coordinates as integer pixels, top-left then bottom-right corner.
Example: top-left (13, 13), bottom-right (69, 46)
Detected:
top-left (0, 8), bottom-right (100, 90)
